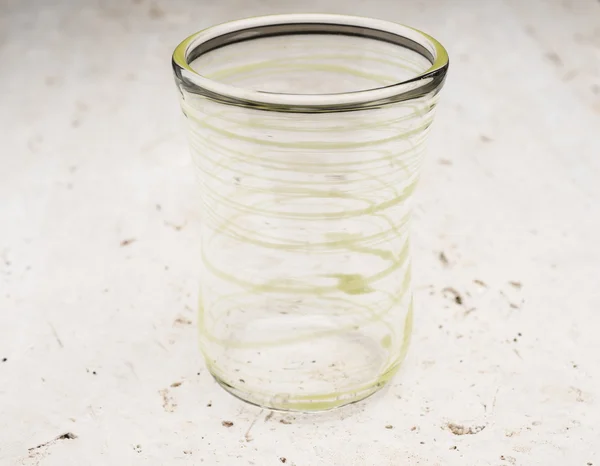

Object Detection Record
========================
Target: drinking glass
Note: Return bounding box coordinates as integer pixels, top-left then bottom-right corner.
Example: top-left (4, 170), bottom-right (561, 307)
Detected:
top-left (172, 14), bottom-right (449, 411)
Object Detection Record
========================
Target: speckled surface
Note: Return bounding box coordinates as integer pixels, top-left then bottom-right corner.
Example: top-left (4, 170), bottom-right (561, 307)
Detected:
top-left (1, 0), bottom-right (599, 465)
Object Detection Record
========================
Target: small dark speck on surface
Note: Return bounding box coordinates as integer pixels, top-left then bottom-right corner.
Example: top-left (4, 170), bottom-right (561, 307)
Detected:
top-left (420, 441), bottom-right (425, 445)
top-left (480, 134), bottom-right (493, 143)
top-left (2, 358), bottom-right (6, 362)
top-left (92, 371), bottom-right (97, 375)
top-left (545, 51), bottom-right (563, 66)
top-left (239, 378), bottom-right (245, 383)
top-left (450, 445), bottom-right (457, 450)
top-left (174, 316), bottom-right (192, 325)
top-left (164, 221), bottom-right (185, 231)
top-left (279, 419), bottom-right (292, 425)
top-left (385, 425), bottom-right (393, 429)
top-left (183, 450), bottom-right (192, 455)
top-left (439, 251), bottom-right (449, 266)
top-left (57, 433), bottom-right (77, 440)
top-left (280, 458), bottom-right (287, 463)
top-left (443, 287), bottom-right (463, 305)
top-left (222, 421), bottom-right (233, 428)
top-left (170, 381), bottom-right (182, 388)
top-left (207, 402), bottom-right (212, 407)
top-left (120, 238), bottom-right (136, 247)
top-left (509, 281), bottom-right (522, 289)
top-left (155, 204), bottom-right (162, 211)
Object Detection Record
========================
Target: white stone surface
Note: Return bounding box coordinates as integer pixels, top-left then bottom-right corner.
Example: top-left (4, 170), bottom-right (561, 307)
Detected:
top-left (1, 0), bottom-right (599, 464)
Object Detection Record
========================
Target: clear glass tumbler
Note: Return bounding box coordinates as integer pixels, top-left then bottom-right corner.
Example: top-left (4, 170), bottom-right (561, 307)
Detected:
top-left (172, 14), bottom-right (448, 411)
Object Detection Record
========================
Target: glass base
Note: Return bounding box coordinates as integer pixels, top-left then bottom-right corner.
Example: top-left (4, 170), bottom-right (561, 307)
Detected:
top-left (210, 365), bottom-right (400, 412)
top-left (203, 305), bottom-right (413, 412)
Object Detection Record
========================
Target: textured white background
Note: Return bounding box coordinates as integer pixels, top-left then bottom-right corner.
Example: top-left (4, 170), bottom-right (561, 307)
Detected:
top-left (1, 0), bottom-right (600, 465)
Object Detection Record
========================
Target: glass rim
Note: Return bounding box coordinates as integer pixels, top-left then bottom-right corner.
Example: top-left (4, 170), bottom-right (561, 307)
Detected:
top-left (172, 14), bottom-right (449, 112)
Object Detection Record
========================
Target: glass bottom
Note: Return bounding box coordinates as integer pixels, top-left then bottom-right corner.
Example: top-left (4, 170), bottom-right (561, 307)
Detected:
top-left (202, 305), bottom-right (413, 411)
top-left (210, 365), bottom-right (400, 412)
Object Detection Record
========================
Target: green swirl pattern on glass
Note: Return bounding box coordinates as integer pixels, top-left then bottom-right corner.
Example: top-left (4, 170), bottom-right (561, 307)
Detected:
top-left (172, 14), bottom-right (448, 411)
